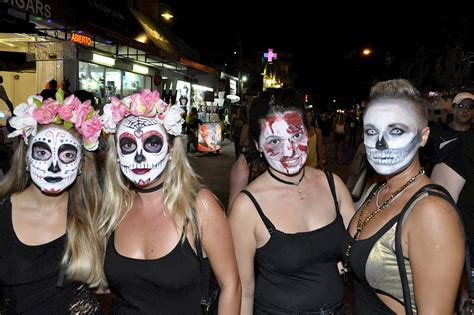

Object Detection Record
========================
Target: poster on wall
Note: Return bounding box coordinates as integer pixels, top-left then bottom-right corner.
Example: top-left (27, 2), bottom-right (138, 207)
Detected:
top-left (197, 123), bottom-right (222, 152)
top-left (176, 80), bottom-right (190, 106)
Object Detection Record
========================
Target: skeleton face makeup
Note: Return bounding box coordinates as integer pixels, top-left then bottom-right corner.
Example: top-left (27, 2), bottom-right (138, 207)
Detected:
top-left (27, 126), bottom-right (82, 194)
top-left (364, 100), bottom-right (422, 175)
top-left (258, 111), bottom-right (308, 175)
top-left (116, 116), bottom-right (169, 187)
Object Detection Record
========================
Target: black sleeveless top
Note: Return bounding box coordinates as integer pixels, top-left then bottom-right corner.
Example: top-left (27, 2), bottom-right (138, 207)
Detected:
top-left (242, 171), bottom-right (346, 314)
top-left (0, 196), bottom-right (101, 314)
top-left (104, 231), bottom-right (209, 314)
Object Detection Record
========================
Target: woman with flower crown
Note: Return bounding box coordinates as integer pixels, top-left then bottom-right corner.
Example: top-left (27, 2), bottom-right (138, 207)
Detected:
top-left (343, 79), bottom-right (464, 314)
top-left (228, 89), bottom-right (355, 314)
top-left (97, 89), bottom-right (241, 314)
top-left (0, 90), bottom-right (104, 313)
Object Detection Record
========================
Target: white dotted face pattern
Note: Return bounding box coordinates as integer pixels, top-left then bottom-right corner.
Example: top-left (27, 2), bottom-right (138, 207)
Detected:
top-left (116, 116), bottom-right (169, 187)
top-left (363, 100), bottom-right (422, 175)
top-left (27, 126), bottom-right (82, 194)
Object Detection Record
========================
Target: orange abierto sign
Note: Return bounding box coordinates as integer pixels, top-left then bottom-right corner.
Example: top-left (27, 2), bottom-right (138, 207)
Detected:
top-left (70, 33), bottom-right (93, 46)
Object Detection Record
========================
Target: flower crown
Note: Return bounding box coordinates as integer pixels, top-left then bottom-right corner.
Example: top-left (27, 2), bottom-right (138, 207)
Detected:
top-left (7, 89), bottom-right (102, 151)
top-left (100, 89), bottom-right (184, 136)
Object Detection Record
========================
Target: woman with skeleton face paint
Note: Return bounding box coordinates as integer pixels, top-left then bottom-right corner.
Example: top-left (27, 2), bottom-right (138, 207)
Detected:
top-left (98, 90), bottom-right (241, 314)
top-left (228, 89), bottom-right (355, 314)
top-left (343, 79), bottom-right (464, 314)
top-left (0, 91), bottom-right (104, 313)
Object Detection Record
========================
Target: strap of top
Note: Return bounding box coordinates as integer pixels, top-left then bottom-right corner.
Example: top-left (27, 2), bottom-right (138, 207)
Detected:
top-left (324, 170), bottom-right (340, 214)
top-left (241, 190), bottom-right (276, 234)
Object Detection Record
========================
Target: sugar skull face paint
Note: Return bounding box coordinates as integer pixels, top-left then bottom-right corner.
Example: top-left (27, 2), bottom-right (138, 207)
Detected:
top-left (27, 126), bottom-right (82, 194)
top-left (259, 111), bottom-right (308, 175)
top-left (116, 116), bottom-right (169, 187)
top-left (364, 100), bottom-right (422, 175)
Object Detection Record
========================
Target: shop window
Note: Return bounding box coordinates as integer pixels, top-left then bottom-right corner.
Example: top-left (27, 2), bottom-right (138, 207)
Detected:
top-left (123, 71), bottom-right (145, 96)
top-left (105, 68), bottom-right (122, 100)
top-left (78, 61), bottom-right (105, 107)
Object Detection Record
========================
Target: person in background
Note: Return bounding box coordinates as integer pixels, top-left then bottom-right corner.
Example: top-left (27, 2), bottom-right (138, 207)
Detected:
top-left (62, 79), bottom-right (72, 98)
top-left (230, 107), bottom-right (246, 159)
top-left (317, 110), bottom-right (332, 165)
top-left (98, 90), bottom-right (241, 314)
top-left (422, 91), bottom-right (474, 175)
top-left (344, 79), bottom-right (464, 314)
top-left (0, 90), bottom-right (104, 313)
top-left (0, 75), bottom-right (14, 115)
top-left (186, 107), bottom-right (201, 153)
top-left (229, 88), bottom-right (355, 314)
top-left (334, 114), bottom-right (347, 164)
top-left (305, 108), bottom-right (325, 169)
top-left (40, 79), bottom-right (58, 100)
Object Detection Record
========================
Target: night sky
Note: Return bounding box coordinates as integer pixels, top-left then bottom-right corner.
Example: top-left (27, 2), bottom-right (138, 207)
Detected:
top-left (166, 2), bottom-right (473, 99)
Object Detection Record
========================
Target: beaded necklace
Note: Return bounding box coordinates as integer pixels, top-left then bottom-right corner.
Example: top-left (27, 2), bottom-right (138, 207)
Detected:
top-left (343, 168), bottom-right (425, 274)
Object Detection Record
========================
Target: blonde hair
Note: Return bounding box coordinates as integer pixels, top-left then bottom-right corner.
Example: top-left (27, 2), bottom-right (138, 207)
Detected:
top-left (0, 126), bottom-right (105, 287)
top-left (368, 79), bottom-right (428, 127)
top-left (98, 133), bottom-right (201, 245)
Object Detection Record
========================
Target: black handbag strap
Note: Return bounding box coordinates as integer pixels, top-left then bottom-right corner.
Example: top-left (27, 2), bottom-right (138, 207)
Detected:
top-left (395, 183), bottom-right (473, 314)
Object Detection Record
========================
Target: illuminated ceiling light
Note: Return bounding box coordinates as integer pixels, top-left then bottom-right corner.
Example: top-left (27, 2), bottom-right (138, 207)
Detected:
top-left (242, 75), bottom-right (248, 82)
top-left (133, 64), bottom-right (149, 74)
top-left (135, 32), bottom-right (148, 43)
top-left (362, 48), bottom-right (372, 56)
top-left (92, 53), bottom-right (115, 66)
top-left (161, 12), bottom-right (174, 21)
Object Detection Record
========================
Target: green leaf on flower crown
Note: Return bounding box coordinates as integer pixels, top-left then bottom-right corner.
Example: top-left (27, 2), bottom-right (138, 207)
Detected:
top-left (56, 89), bottom-right (64, 103)
top-left (33, 98), bottom-right (42, 107)
top-left (63, 121), bottom-right (73, 129)
top-left (53, 114), bottom-right (62, 124)
top-left (86, 108), bottom-right (95, 120)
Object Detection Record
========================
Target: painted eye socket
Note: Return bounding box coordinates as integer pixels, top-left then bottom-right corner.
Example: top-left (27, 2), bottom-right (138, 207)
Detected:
top-left (58, 144), bottom-right (79, 164)
top-left (32, 142), bottom-right (51, 161)
top-left (144, 135), bottom-right (163, 153)
top-left (365, 129), bottom-right (377, 136)
top-left (390, 128), bottom-right (404, 135)
top-left (269, 138), bottom-right (281, 145)
top-left (293, 132), bottom-right (303, 139)
top-left (120, 137), bottom-right (137, 154)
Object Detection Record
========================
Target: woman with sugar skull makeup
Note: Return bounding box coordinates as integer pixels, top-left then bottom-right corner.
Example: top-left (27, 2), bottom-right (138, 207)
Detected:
top-left (343, 79), bottom-right (465, 314)
top-left (97, 90), bottom-right (241, 314)
top-left (0, 90), bottom-right (105, 314)
top-left (228, 89), bottom-right (355, 314)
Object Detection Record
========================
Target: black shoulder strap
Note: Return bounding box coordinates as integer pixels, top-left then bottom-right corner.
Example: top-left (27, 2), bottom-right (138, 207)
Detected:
top-left (395, 183), bottom-right (472, 314)
top-left (195, 235), bottom-right (211, 310)
top-left (324, 170), bottom-right (340, 214)
top-left (241, 190), bottom-right (276, 233)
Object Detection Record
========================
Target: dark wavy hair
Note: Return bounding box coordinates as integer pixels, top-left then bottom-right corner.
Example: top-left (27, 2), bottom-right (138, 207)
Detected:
top-left (248, 88), bottom-right (307, 143)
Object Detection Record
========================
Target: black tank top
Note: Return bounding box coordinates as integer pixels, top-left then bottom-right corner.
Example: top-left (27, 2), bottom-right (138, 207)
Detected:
top-left (242, 171), bottom-right (346, 313)
top-left (0, 195), bottom-right (101, 314)
top-left (104, 231), bottom-right (209, 314)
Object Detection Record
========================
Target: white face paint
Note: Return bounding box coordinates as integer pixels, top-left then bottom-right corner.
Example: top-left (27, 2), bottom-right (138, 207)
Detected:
top-left (258, 111), bottom-right (308, 175)
top-left (27, 126), bottom-right (82, 194)
top-left (363, 100), bottom-right (422, 175)
top-left (116, 116), bottom-right (169, 187)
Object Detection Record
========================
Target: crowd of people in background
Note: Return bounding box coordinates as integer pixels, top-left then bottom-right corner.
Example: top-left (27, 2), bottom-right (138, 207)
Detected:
top-left (1, 78), bottom-right (474, 314)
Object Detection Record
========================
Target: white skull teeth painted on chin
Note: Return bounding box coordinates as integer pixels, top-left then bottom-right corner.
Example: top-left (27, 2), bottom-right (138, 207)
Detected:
top-left (366, 150), bottom-right (407, 165)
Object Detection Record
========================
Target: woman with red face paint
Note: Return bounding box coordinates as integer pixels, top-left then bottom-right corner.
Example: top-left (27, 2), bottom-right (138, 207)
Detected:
top-left (228, 88), bottom-right (355, 314)
top-left (0, 90), bottom-right (104, 313)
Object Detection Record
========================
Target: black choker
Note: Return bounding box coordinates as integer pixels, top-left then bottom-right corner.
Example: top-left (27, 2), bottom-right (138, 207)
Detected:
top-left (135, 182), bottom-right (164, 193)
top-left (267, 167), bottom-right (305, 199)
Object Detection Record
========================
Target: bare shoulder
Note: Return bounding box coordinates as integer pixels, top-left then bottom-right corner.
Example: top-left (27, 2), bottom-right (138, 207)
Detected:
top-left (407, 194), bottom-right (462, 231)
top-left (228, 189), bottom-right (258, 219)
top-left (195, 187), bottom-right (225, 217)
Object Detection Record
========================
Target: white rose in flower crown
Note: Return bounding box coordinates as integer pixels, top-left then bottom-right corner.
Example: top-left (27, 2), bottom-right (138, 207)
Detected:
top-left (162, 105), bottom-right (184, 136)
top-left (101, 102), bottom-right (118, 134)
top-left (7, 95), bottom-right (42, 143)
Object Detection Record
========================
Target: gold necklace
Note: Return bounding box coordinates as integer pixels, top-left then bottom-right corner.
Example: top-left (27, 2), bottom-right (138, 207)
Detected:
top-left (343, 168), bottom-right (425, 274)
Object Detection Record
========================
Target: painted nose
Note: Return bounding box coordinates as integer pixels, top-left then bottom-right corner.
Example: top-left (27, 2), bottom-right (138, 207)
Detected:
top-left (376, 136), bottom-right (388, 150)
top-left (48, 162), bottom-right (61, 173)
top-left (283, 140), bottom-right (295, 157)
top-left (135, 150), bottom-right (146, 163)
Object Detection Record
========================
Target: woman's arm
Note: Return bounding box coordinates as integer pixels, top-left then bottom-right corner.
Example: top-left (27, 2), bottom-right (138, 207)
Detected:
top-left (197, 189), bottom-right (241, 315)
top-left (228, 154), bottom-right (250, 210)
top-left (228, 193), bottom-right (258, 315)
top-left (406, 196), bottom-right (464, 313)
top-left (332, 173), bottom-right (356, 228)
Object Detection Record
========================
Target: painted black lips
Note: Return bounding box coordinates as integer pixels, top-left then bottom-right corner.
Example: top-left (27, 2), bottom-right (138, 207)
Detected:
top-left (44, 177), bottom-right (63, 183)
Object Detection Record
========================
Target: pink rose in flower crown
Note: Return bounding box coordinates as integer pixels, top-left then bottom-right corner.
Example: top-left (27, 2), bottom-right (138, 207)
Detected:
top-left (58, 95), bottom-right (81, 121)
top-left (79, 115), bottom-right (102, 151)
top-left (71, 100), bottom-right (92, 128)
top-left (110, 97), bottom-right (129, 123)
top-left (129, 90), bottom-right (158, 117)
top-left (155, 99), bottom-right (169, 120)
top-left (32, 99), bottom-right (60, 124)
